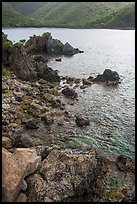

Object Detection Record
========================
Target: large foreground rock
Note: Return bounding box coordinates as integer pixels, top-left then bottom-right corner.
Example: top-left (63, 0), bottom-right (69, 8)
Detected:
top-left (26, 149), bottom-right (99, 202)
top-left (2, 148), bottom-right (41, 202)
top-left (26, 149), bottom-right (135, 202)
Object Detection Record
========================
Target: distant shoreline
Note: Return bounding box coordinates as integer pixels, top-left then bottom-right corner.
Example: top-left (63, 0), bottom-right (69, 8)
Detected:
top-left (2, 26), bottom-right (135, 30)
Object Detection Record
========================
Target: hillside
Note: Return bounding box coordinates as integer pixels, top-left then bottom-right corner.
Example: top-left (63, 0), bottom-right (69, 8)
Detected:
top-left (83, 3), bottom-right (135, 29)
top-left (6, 2), bottom-right (47, 15)
top-left (102, 4), bottom-right (135, 29)
top-left (31, 2), bottom-right (131, 28)
top-left (2, 3), bottom-right (30, 27)
top-left (2, 2), bottom-right (135, 29)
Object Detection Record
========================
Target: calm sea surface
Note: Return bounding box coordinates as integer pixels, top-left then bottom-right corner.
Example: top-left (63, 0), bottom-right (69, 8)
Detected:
top-left (2, 28), bottom-right (135, 158)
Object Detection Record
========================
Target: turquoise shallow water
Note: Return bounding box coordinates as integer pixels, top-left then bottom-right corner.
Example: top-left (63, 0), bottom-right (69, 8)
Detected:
top-left (2, 28), bottom-right (135, 158)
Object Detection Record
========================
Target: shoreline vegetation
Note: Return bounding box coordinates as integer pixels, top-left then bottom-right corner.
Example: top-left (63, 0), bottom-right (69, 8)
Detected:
top-left (2, 31), bottom-right (135, 202)
top-left (2, 26), bottom-right (135, 30)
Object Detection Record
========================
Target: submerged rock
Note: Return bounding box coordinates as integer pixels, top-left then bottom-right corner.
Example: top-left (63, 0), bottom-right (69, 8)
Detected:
top-left (82, 78), bottom-right (92, 85)
top-left (87, 76), bottom-right (94, 81)
top-left (55, 58), bottom-right (61, 62)
top-left (75, 115), bottom-right (90, 127)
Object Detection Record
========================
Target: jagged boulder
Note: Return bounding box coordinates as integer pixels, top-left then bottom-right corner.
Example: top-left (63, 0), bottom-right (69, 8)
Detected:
top-left (10, 46), bottom-right (37, 81)
top-left (2, 34), bottom-right (37, 81)
top-left (25, 34), bottom-right (50, 53)
top-left (47, 38), bottom-right (64, 55)
top-left (93, 69), bottom-right (120, 83)
top-left (25, 33), bottom-right (83, 56)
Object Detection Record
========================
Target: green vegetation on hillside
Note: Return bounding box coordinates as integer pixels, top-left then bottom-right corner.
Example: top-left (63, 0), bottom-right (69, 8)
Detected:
top-left (2, 2), bottom-right (135, 29)
top-left (102, 4), bottom-right (135, 29)
top-left (2, 3), bottom-right (30, 27)
top-left (83, 4), bottom-right (135, 29)
top-left (6, 2), bottom-right (46, 15)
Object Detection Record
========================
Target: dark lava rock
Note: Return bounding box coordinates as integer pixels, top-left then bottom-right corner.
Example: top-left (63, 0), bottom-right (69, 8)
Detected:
top-left (79, 50), bottom-right (84, 53)
top-left (15, 87), bottom-right (22, 92)
top-left (87, 76), bottom-right (94, 81)
top-left (93, 69), bottom-right (120, 83)
top-left (25, 120), bottom-right (39, 129)
top-left (15, 96), bottom-right (23, 102)
top-left (38, 66), bottom-right (60, 82)
top-left (82, 78), bottom-right (91, 85)
top-left (55, 58), bottom-right (61, 62)
top-left (61, 87), bottom-right (78, 99)
top-left (75, 115), bottom-right (90, 127)
top-left (80, 85), bottom-right (88, 89)
top-left (51, 99), bottom-right (62, 108)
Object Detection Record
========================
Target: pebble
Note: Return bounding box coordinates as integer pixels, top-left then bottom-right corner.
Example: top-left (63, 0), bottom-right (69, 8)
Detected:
top-left (2, 104), bottom-right (10, 110)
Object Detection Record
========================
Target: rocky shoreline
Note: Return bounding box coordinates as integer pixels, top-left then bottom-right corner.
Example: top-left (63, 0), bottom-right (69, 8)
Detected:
top-left (2, 32), bottom-right (135, 202)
